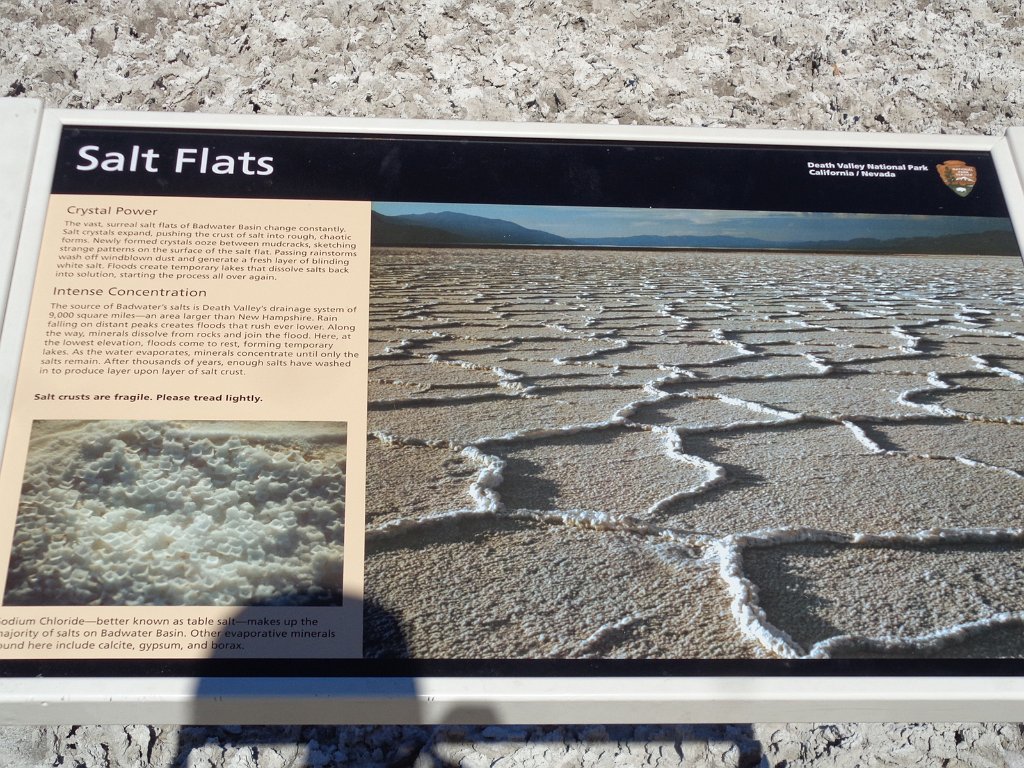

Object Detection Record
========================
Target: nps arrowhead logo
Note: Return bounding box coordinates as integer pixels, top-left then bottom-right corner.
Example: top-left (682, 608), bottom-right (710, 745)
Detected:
top-left (936, 160), bottom-right (977, 197)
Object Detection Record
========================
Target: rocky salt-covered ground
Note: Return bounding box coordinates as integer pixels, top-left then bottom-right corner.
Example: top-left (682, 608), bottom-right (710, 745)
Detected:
top-left (0, 0), bottom-right (1021, 133)
top-left (4, 723), bottom-right (1024, 767)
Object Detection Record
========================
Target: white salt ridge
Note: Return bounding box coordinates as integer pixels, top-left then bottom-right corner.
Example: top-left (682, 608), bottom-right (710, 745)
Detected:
top-left (889, 325), bottom-right (922, 354)
top-left (897, 371), bottom-right (960, 417)
top-left (657, 302), bottom-right (694, 330)
top-left (453, 373), bottom-right (741, 521)
top-left (972, 354), bottom-right (1024, 383)
top-left (782, 318), bottom-right (812, 328)
top-left (711, 534), bottom-right (804, 658)
top-left (612, 387), bottom-right (673, 422)
top-left (369, 419), bottom-right (717, 542)
top-left (363, 501), bottom-right (708, 547)
top-left (490, 367), bottom-right (532, 392)
top-left (659, 365), bottom-right (698, 380)
top-left (847, 528), bottom-right (1024, 548)
top-left (549, 613), bottom-right (652, 658)
top-left (369, 429), bottom-right (455, 450)
top-left (942, 325), bottom-right (1024, 342)
top-left (375, 338), bottom-right (421, 356)
top-left (473, 417), bottom-right (629, 448)
top-left (461, 445), bottom-right (506, 513)
top-left (709, 328), bottom-right (756, 356)
top-left (953, 455), bottom-right (1024, 480)
top-left (552, 337), bottom-right (629, 365)
top-left (842, 420), bottom-right (887, 454)
top-left (363, 507), bottom-right (488, 543)
top-left (639, 426), bottom-right (728, 518)
top-left (640, 370), bottom-right (685, 397)
top-left (713, 394), bottom-right (802, 423)
top-left (799, 352), bottom-right (833, 374)
top-left (954, 305), bottom-right (993, 325)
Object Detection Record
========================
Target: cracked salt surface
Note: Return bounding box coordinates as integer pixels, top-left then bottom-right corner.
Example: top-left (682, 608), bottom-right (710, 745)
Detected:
top-left (5, 420), bottom-right (346, 606)
top-left (363, 248), bottom-right (1024, 659)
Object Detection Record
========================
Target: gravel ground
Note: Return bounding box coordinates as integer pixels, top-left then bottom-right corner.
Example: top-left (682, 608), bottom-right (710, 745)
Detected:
top-left (1, 0), bottom-right (1022, 132)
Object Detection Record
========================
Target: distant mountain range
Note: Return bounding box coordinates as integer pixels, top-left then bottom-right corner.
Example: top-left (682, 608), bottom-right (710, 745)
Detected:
top-left (371, 210), bottom-right (1021, 256)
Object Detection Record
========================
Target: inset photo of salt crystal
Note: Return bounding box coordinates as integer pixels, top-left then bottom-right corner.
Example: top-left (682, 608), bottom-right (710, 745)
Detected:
top-left (3, 420), bottom-right (346, 607)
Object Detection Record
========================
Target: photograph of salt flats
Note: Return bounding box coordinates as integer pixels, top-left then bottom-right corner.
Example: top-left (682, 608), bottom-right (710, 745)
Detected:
top-left (362, 202), bottom-right (1024, 660)
top-left (4, 420), bottom-right (346, 607)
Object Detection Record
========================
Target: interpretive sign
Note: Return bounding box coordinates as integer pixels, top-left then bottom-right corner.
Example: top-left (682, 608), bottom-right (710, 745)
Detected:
top-left (1, 100), bottom-right (1024, 722)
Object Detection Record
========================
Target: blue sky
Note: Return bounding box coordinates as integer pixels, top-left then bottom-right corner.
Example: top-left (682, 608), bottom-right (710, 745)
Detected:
top-left (372, 201), bottom-right (1015, 243)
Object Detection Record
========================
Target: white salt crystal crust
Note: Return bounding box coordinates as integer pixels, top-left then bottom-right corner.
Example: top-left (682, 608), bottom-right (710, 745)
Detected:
top-left (4, 419), bottom-right (346, 606)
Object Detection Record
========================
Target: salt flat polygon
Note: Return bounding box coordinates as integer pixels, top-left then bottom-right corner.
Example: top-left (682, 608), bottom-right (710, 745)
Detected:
top-left (487, 427), bottom-right (706, 515)
top-left (365, 440), bottom-right (476, 526)
top-left (867, 419), bottom-right (1024, 469)
top-left (917, 373), bottom-right (1024, 418)
top-left (364, 516), bottom-right (757, 659)
top-left (629, 395), bottom-right (790, 428)
top-left (743, 541), bottom-right (1024, 657)
top-left (369, 358), bottom-right (503, 387)
top-left (687, 373), bottom-right (931, 418)
top-left (674, 424), bottom-right (1024, 534)
top-left (692, 354), bottom-right (830, 378)
top-left (370, 393), bottom-right (630, 444)
top-left (482, 359), bottom-right (613, 380)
